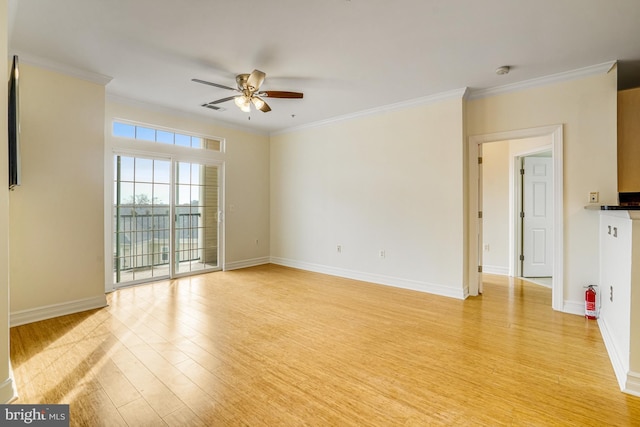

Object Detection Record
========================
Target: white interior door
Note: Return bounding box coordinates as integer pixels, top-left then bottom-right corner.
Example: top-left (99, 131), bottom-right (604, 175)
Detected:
top-left (522, 156), bottom-right (553, 277)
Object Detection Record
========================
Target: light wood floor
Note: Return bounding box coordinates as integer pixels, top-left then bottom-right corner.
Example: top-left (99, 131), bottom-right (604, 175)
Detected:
top-left (10, 265), bottom-right (640, 426)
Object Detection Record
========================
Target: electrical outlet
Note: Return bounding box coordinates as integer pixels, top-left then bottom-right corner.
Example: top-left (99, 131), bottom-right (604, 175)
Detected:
top-left (589, 192), bottom-right (599, 203)
top-left (337, 245), bottom-right (342, 253)
top-left (379, 250), bottom-right (385, 258)
top-left (484, 244), bottom-right (490, 251)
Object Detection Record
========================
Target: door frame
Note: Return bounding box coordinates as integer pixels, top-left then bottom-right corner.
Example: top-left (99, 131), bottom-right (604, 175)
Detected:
top-left (468, 124), bottom-right (563, 311)
top-left (106, 150), bottom-right (225, 291)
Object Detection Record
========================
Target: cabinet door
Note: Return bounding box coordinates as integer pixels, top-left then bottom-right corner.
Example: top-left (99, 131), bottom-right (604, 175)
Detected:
top-left (618, 88), bottom-right (640, 192)
top-left (599, 214), bottom-right (631, 371)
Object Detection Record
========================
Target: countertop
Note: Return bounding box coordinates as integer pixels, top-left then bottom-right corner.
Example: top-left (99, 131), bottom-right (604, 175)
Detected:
top-left (584, 204), bottom-right (640, 210)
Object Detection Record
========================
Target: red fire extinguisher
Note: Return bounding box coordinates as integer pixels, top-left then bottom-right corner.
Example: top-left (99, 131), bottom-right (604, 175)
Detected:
top-left (585, 285), bottom-right (598, 319)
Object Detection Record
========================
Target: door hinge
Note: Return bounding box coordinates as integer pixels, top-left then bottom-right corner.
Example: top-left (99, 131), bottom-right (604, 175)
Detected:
top-left (520, 168), bottom-right (525, 175)
top-left (478, 265), bottom-right (483, 273)
top-left (478, 157), bottom-right (483, 164)
top-left (519, 254), bottom-right (525, 261)
top-left (478, 211), bottom-right (483, 219)
top-left (520, 212), bottom-right (525, 218)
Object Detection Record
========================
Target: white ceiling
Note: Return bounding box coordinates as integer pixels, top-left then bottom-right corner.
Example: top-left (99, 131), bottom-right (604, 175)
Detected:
top-left (8, 0), bottom-right (640, 134)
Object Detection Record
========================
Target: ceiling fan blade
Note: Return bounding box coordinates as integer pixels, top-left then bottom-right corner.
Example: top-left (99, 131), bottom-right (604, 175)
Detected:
top-left (261, 91), bottom-right (304, 99)
top-left (260, 100), bottom-right (271, 113)
top-left (205, 96), bottom-right (237, 105)
top-left (246, 69), bottom-right (266, 91)
top-left (192, 78), bottom-right (237, 92)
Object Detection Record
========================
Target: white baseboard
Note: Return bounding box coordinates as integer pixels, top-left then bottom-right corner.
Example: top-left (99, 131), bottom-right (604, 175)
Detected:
top-left (625, 371), bottom-right (640, 397)
top-left (599, 317), bottom-right (640, 397)
top-left (598, 316), bottom-right (630, 393)
top-left (482, 265), bottom-right (509, 275)
top-left (270, 257), bottom-right (466, 300)
top-left (562, 299), bottom-right (585, 316)
top-left (10, 295), bottom-right (108, 327)
top-left (0, 373), bottom-right (17, 404)
top-left (224, 257), bottom-right (270, 271)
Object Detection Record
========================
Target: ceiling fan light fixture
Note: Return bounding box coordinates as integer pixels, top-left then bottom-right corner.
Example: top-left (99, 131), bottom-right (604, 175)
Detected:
top-left (251, 97), bottom-right (265, 110)
top-left (234, 95), bottom-right (251, 112)
top-left (234, 95), bottom-right (248, 107)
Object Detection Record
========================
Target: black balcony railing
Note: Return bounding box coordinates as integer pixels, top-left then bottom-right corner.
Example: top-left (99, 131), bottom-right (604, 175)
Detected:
top-left (113, 206), bottom-right (203, 279)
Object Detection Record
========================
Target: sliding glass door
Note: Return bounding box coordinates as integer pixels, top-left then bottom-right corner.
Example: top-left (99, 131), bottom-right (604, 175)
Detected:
top-left (175, 162), bottom-right (220, 274)
top-left (113, 155), bottom-right (221, 287)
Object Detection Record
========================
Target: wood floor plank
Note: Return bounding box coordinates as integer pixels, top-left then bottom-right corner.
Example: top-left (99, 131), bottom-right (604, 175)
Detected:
top-left (108, 347), bottom-right (185, 418)
top-left (117, 397), bottom-right (167, 427)
top-left (9, 265), bottom-right (640, 426)
top-left (95, 358), bottom-right (141, 408)
top-left (73, 388), bottom-right (128, 427)
top-left (162, 405), bottom-right (207, 427)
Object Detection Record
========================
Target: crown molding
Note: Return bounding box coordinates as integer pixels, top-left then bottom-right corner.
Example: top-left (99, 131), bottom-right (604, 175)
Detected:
top-left (272, 87), bottom-right (469, 136)
top-left (467, 61), bottom-right (617, 100)
top-left (10, 51), bottom-right (113, 86)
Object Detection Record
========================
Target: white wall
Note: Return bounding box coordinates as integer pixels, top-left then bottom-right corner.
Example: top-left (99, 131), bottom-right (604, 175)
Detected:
top-left (0, 0), bottom-right (17, 403)
top-left (271, 69), bottom-right (616, 309)
top-left (8, 63), bottom-right (108, 323)
top-left (105, 101), bottom-right (271, 271)
top-left (482, 142), bottom-right (509, 274)
top-left (467, 70), bottom-right (618, 305)
top-left (270, 95), bottom-right (467, 298)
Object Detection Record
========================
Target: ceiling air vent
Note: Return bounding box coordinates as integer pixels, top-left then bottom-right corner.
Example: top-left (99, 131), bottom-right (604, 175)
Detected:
top-left (201, 103), bottom-right (226, 112)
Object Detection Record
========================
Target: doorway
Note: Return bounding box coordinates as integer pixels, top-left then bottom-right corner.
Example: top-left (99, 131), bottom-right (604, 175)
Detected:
top-left (468, 125), bottom-right (563, 311)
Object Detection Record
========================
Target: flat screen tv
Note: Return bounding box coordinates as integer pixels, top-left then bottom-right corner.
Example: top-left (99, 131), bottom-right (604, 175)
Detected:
top-left (8, 55), bottom-right (20, 190)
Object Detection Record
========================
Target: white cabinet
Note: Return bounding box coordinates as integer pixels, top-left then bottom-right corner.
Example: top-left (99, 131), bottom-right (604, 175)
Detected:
top-left (598, 210), bottom-right (640, 396)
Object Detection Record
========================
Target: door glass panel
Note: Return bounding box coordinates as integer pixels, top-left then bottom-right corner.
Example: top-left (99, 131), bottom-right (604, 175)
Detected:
top-left (175, 162), bottom-right (219, 274)
top-left (135, 158), bottom-right (153, 182)
top-left (113, 155), bottom-right (172, 285)
top-left (153, 183), bottom-right (170, 205)
top-left (154, 160), bottom-right (171, 183)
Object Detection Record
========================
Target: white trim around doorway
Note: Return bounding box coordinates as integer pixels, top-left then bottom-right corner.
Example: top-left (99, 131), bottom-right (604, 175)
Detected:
top-left (468, 124), bottom-right (564, 311)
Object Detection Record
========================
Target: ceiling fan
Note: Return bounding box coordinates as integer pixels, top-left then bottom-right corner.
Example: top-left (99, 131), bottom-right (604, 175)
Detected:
top-left (192, 69), bottom-right (303, 113)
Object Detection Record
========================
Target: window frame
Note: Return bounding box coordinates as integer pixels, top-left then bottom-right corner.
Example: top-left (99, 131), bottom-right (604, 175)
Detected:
top-left (105, 118), bottom-right (226, 292)
top-left (111, 119), bottom-right (225, 153)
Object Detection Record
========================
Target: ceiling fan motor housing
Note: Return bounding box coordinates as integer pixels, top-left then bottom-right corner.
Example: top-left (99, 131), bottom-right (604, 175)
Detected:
top-left (236, 73), bottom-right (250, 90)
